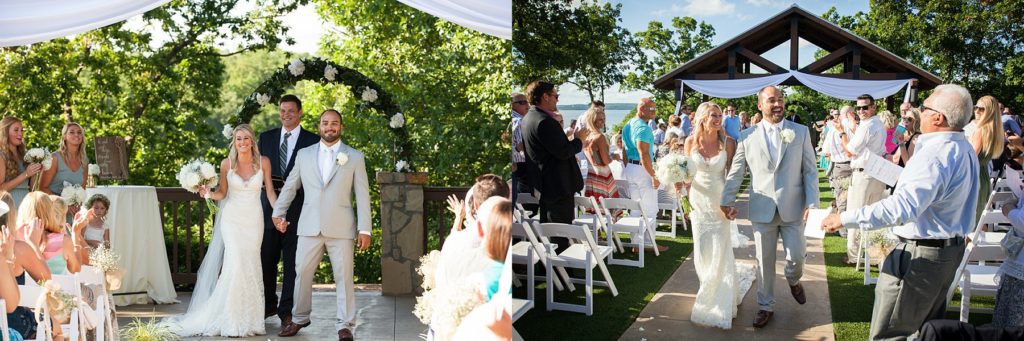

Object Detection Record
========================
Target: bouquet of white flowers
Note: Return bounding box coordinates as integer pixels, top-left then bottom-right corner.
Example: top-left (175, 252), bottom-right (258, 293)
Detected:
top-left (89, 245), bottom-right (125, 290)
top-left (655, 153), bottom-right (693, 185)
top-left (24, 147), bottom-right (53, 191)
top-left (176, 160), bottom-right (219, 193)
top-left (413, 251), bottom-right (486, 340)
top-left (60, 182), bottom-right (86, 206)
top-left (87, 163), bottom-right (100, 187)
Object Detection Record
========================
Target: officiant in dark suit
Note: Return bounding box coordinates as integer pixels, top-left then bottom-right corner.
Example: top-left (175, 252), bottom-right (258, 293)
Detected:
top-left (259, 94), bottom-right (319, 326)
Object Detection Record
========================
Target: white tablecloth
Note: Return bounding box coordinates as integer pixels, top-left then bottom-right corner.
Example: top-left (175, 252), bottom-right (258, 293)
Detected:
top-left (87, 186), bottom-right (178, 306)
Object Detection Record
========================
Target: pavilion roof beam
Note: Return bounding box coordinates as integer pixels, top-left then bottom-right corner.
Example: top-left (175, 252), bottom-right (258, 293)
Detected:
top-left (735, 46), bottom-right (787, 74)
top-left (801, 44), bottom-right (855, 74)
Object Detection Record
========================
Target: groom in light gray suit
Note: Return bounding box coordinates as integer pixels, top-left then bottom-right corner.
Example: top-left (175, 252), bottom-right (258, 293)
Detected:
top-left (720, 86), bottom-right (819, 328)
top-left (272, 109), bottom-right (372, 341)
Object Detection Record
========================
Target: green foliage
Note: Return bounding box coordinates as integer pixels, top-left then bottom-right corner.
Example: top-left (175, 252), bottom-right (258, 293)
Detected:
top-left (119, 317), bottom-right (176, 340)
top-left (513, 0), bottom-right (636, 102)
top-left (621, 17), bottom-right (716, 117)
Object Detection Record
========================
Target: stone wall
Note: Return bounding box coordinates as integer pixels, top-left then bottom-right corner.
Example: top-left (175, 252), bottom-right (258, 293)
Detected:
top-left (377, 171), bottom-right (428, 296)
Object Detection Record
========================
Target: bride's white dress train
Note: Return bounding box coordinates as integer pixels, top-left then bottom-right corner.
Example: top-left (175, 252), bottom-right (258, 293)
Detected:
top-left (688, 150), bottom-right (756, 330)
top-left (163, 169), bottom-right (266, 337)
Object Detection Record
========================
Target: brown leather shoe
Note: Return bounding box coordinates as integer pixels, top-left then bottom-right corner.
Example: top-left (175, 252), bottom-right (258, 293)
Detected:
top-left (790, 283), bottom-right (807, 304)
top-left (339, 328), bottom-right (354, 341)
top-left (753, 310), bottom-right (773, 328)
top-left (278, 321), bottom-right (311, 337)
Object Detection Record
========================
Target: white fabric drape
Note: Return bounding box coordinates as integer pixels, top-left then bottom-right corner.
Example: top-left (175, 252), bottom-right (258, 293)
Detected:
top-left (0, 0), bottom-right (170, 47)
top-left (398, 0), bottom-right (511, 40)
top-left (680, 70), bottom-right (913, 101)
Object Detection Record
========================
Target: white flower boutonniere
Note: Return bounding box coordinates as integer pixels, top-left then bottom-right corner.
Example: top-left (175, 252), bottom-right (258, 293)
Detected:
top-left (781, 128), bottom-right (796, 144)
top-left (336, 152), bottom-right (349, 166)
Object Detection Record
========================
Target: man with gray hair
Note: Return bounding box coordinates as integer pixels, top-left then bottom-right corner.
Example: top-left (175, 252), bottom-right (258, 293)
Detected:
top-left (822, 84), bottom-right (979, 340)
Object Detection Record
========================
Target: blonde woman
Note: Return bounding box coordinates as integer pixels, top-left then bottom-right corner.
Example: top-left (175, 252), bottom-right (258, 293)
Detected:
top-left (17, 192), bottom-right (80, 276)
top-left (165, 124), bottom-right (276, 337)
top-left (40, 123), bottom-right (89, 205)
top-left (878, 110), bottom-right (900, 156)
top-left (895, 108), bottom-right (922, 166)
top-left (0, 117), bottom-right (43, 209)
top-left (971, 95), bottom-right (1005, 219)
top-left (581, 108), bottom-right (617, 201)
top-left (682, 101), bottom-right (753, 330)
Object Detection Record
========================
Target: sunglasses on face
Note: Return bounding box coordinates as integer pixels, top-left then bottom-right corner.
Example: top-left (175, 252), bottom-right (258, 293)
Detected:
top-left (974, 106), bottom-right (985, 112)
top-left (856, 105), bottom-right (872, 111)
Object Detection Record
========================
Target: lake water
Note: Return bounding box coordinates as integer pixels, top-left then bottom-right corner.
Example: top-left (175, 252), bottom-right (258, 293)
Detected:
top-left (558, 109), bottom-right (633, 132)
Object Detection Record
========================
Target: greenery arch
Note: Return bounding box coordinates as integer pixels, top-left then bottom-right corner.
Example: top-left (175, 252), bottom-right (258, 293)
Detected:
top-left (233, 57), bottom-right (412, 170)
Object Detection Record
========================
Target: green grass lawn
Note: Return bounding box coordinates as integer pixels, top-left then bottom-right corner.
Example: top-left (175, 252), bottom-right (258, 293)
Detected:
top-left (512, 231), bottom-right (694, 341)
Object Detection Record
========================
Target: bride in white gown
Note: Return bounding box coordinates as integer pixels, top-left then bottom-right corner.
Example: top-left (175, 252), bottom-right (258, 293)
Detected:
top-left (684, 102), bottom-right (756, 330)
top-left (164, 124), bottom-right (278, 337)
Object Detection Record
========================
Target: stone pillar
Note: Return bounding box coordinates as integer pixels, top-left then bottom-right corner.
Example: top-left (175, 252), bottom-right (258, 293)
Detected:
top-left (378, 171), bottom-right (427, 296)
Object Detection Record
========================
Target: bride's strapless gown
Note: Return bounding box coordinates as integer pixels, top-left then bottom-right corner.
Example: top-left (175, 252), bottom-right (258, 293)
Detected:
top-left (166, 169), bottom-right (266, 337)
top-left (688, 150), bottom-right (756, 330)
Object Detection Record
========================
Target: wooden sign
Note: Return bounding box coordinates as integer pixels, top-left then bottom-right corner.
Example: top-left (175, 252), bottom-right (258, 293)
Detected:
top-left (94, 136), bottom-right (128, 180)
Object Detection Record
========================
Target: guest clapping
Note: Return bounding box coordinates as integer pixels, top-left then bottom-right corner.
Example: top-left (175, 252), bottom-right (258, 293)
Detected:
top-left (0, 117), bottom-right (43, 209)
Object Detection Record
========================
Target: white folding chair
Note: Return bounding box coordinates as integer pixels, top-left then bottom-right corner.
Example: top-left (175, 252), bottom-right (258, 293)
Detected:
top-left (1003, 167), bottom-right (1024, 198)
top-left (516, 193), bottom-right (540, 222)
top-left (76, 266), bottom-right (107, 340)
top-left (655, 188), bottom-right (688, 237)
top-left (572, 196), bottom-right (622, 252)
top-left (946, 226), bottom-right (1007, 322)
top-left (49, 275), bottom-right (81, 341)
top-left (510, 222), bottom-right (572, 292)
top-left (16, 285), bottom-right (44, 341)
top-left (533, 223), bottom-right (618, 316)
top-left (600, 198), bottom-right (660, 268)
top-left (0, 299), bottom-right (8, 341)
top-left (614, 180), bottom-right (630, 199)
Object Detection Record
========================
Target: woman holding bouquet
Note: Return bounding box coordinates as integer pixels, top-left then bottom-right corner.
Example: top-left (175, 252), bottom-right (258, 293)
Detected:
top-left (0, 117), bottom-right (43, 209)
top-left (39, 123), bottom-right (89, 213)
top-left (164, 124), bottom-right (276, 337)
top-left (683, 101), bottom-right (754, 330)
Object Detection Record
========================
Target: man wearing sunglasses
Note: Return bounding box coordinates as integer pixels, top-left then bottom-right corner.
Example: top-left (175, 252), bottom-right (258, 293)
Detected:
top-left (842, 94), bottom-right (890, 263)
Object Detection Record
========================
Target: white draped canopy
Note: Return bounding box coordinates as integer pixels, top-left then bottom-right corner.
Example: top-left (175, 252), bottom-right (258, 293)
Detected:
top-left (680, 70), bottom-right (913, 101)
top-left (0, 0), bottom-right (512, 47)
top-left (0, 0), bottom-right (171, 47)
top-left (399, 0), bottom-right (512, 40)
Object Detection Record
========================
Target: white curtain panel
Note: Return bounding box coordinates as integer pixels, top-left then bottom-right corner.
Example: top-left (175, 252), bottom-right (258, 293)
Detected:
top-left (681, 73), bottom-right (793, 99)
top-left (399, 0), bottom-right (511, 40)
top-left (0, 0), bottom-right (170, 47)
top-left (791, 71), bottom-right (911, 101)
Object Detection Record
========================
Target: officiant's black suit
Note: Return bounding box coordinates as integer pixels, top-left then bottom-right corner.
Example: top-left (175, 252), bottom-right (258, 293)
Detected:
top-left (259, 126), bottom-right (319, 319)
top-left (521, 106), bottom-right (583, 224)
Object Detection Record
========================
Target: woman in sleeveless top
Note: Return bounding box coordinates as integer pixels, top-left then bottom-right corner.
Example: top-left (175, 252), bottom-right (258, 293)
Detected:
top-left (18, 193), bottom-right (82, 275)
top-left (581, 108), bottom-right (618, 200)
top-left (40, 123), bottom-right (88, 198)
top-left (896, 108), bottom-right (922, 167)
top-left (970, 96), bottom-right (1005, 220)
top-left (0, 117), bottom-right (42, 209)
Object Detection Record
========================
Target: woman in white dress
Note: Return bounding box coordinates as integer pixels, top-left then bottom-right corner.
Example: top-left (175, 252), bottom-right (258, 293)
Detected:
top-left (164, 124), bottom-right (277, 337)
top-left (683, 102), bottom-right (756, 329)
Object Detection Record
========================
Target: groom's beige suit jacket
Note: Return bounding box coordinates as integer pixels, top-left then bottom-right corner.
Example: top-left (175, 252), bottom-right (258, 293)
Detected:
top-left (273, 141), bottom-right (371, 239)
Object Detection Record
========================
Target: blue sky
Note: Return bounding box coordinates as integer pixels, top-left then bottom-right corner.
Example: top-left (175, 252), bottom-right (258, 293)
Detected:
top-left (559, 0), bottom-right (870, 105)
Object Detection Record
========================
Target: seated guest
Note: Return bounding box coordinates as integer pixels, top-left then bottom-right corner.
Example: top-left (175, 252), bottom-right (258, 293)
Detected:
top-left (0, 196), bottom-right (23, 341)
top-left (443, 174), bottom-right (510, 251)
top-left (18, 193), bottom-right (81, 275)
top-left (436, 197), bottom-right (510, 296)
top-left (3, 191), bottom-right (48, 340)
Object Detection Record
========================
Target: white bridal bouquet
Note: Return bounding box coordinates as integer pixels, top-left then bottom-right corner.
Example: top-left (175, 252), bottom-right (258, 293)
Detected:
top-left (176, 160), bottom-right (219, 193)
top-left (24, 147), bottom-right (53, 191)
top-left (60, 182), bottom-right (86, 206)
top-left (655, 153), bottom-right (693, 185)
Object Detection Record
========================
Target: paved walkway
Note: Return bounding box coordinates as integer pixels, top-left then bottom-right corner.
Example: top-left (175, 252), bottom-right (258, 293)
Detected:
top-left (116, 287), bottom-right (427, 340)
top-left (620, 195), bottom-right (835, 341)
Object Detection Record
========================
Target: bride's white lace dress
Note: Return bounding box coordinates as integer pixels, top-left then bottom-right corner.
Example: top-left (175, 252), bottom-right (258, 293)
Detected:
top-left (164, 169), bottom-right (266, 337)
top-left (688, 150), bottom-right (756, 330)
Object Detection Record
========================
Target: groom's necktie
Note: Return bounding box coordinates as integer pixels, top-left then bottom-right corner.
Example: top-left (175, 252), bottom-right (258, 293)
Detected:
top-left (280, 132), bottom-right (292, 174)
top-left (769, 126), bottom-right (781, 166)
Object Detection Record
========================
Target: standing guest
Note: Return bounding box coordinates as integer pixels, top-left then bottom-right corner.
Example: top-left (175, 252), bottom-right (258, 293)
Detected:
top-left (658, 134), bottom-right (679, 159)
top-left (39, 123), bottom-right (89, 217)
top-left (723, 104), bottom-right (741, 140)
top-left (256, 95), bottom-right (319, 325)
top-left (679, 105), bottom-right (694, 138)
top-left (879, 111), bottom-right (900, 156)
top-left (785, 111), bottom-right (802, 125)
top-left (1004, 104), bottom-right (1022, 137)
top-left (739, 111), bottom-right (751, 130)
top-left (822, 84), bottom-right (978, 341)
top-left (751, 113), bottom-right (762, 127)
top-left (970, 95), bottom-right (1005, 220)
top-left (843, 94), bottom-right (889, 262)
top-left (521, 81), bottom-right (583, 251)
top-left (895, 108), bottom-right (922, 166)
top-left (581, 108), bottom-right (617, 201)
top-left (510, 93), bottom-right (529, 205)
top-left (0, 117), bottom-right (42, 209)
top-left (826, 106), bottom-right (855, 214)
top-left (653, 123), bottom-right (667, 146)
top-left (622, 98), bottom-right (664, 251)
top-left (997, 193), bottom-right (1024, 329)
top-left (667, 115), bottom-right (684, 138)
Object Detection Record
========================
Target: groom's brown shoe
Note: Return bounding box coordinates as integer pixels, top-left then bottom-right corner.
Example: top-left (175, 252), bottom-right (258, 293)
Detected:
top-left (790, 283), bottom-right (807, 304)
top-left (279, 321), bottom-right (311, 337)
top-left (339, 328), bottom-right (354, 341)
top-left (753, 310), bottom-right (773, 328)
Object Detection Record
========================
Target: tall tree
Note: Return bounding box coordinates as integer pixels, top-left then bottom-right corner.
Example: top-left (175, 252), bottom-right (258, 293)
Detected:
top-left (513, 0), bottom-right (635, 102)
top-left (621, 17), bottom-right (715, 118)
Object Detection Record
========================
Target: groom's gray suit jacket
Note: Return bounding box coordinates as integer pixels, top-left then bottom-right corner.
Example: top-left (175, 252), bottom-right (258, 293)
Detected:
top-left (721, 120), bottom-right (819, 223)
top-left (273, 142), bottom-right (371, 239)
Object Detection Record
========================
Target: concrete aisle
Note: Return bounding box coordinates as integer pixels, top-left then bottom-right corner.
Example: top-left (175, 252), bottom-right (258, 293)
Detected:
top-left (619, 195), bottom-right (835, 341)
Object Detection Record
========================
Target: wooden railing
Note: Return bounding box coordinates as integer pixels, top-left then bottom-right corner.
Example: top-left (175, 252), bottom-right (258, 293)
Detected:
top-left (422, 186), bottom-right (472, 252)
top-left (157, 185), bottom-right (469, 286)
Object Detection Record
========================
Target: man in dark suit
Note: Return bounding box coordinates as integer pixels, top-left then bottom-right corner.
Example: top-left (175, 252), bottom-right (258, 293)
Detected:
top-left (521, 80), bottom-right (584, 225)
top-left (258, 94), bottom-right (319, 326)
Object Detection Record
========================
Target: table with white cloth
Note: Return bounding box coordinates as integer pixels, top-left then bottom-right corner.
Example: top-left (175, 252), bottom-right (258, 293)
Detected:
top-left (86, 186), bottom-right (178, 306)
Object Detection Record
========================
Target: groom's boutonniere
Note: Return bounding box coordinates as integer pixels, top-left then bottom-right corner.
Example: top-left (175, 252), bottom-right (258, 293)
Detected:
top-left (336, 152), bottom-right (349, 166)
top-left (781, 129), bottom-right (796, 144)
